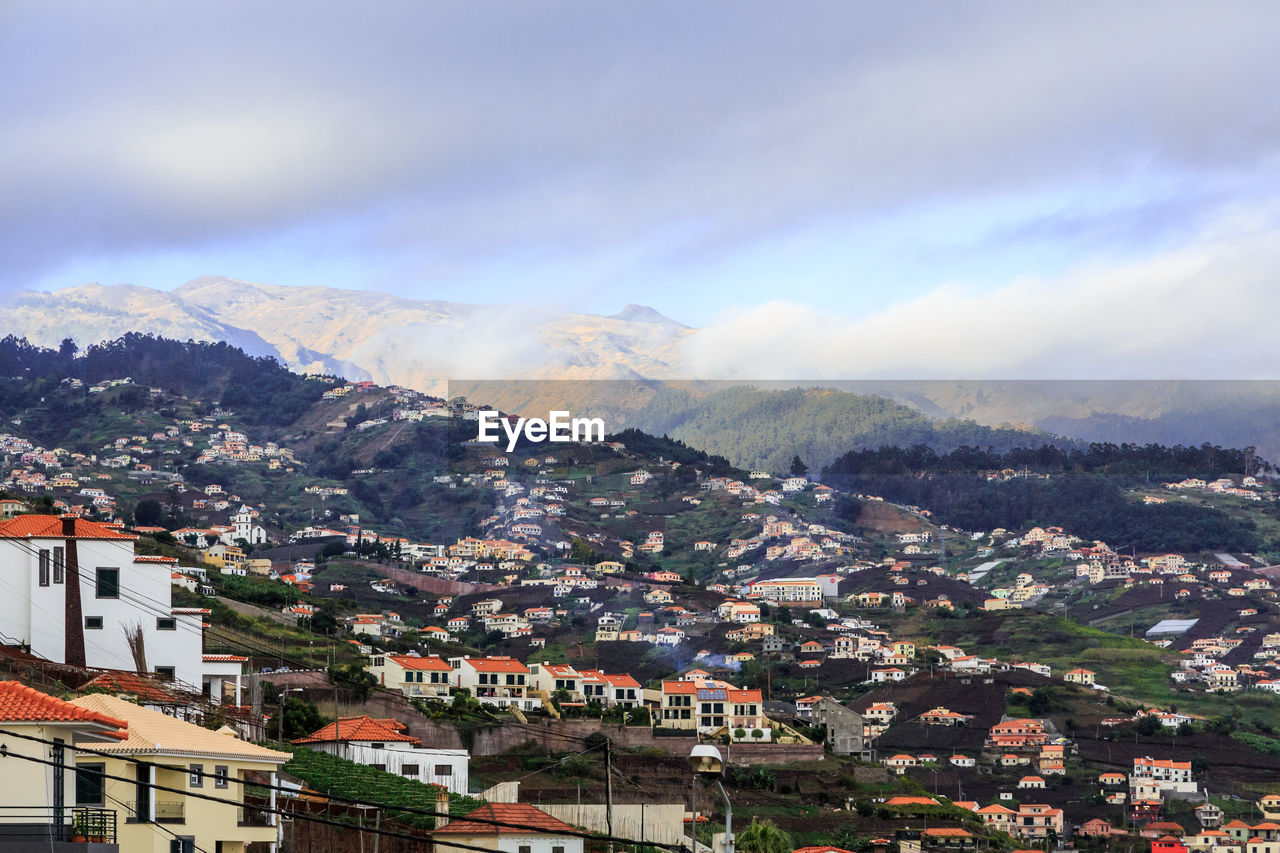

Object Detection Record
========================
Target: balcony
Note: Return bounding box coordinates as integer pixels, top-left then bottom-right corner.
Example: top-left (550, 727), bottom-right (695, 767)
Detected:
top-left (125, 800), bottom-right (184, 823)
top-left (237, 802), bottom-right (274, 827)
top-left (0, 805), bottom-right (117, 848)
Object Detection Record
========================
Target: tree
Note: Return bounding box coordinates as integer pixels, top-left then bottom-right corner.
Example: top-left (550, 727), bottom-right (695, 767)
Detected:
top-left (1135, 715), bottom-right (1161, 736)
top-left (789, 456), bottom-right (808, 478)
top-left (133, 499), bottom-right (163, 527)
top-left (736, 818), bottom-right (793, 853)
top-left (269, 695), bottom-right (326, 741)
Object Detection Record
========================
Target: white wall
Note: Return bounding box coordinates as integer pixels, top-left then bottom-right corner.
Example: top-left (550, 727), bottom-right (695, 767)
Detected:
top-left (0, 535), bottom-right (204, 690)
top-left (308, 740), bottom-right (470, 795)
top-left (434, 833), bottom-right (583, 853)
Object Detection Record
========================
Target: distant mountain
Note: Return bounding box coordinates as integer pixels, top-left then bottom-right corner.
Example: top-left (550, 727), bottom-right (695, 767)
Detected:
top-left (6, 279), bottom-right (1280, 463)
top-left (0, 277), bottom-right (694, 392)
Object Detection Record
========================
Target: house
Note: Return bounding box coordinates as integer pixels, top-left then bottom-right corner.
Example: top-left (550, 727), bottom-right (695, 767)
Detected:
top-left (69, 692), bottom-right (289, 852)
top-left (367, 654), bottom-right (452, 699)
top-left (1195, 802), bottom-right (1224, 828)
top-left (0, 514), bottom-right (218, 697)
top-left (810, 698), bottom-right (871, 760)
top-left (1012, 804), bottom-right (1064, 840)
top-left (1064, 667), bottom-right (1097, 685)
top-left (0, 681), bottom-right (127, 851)
top-left (433, 803), bottom-right (584, 853)
top-left (918, 707), bottom-right (974, 726)
top-left (293, 715), bottom-right (469, 794)
top-left (1132, 757), bottom-right (1198, 799)
top-left (449, 657), bottom-right (540, 711)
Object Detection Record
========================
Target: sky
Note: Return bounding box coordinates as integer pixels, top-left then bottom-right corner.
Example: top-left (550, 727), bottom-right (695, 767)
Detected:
top-left (3, 1), bottom-right (1280, 375)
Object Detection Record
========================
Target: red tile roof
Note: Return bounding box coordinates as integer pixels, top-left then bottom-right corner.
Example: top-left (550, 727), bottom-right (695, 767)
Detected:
top-left (0, 681), bottom-right (128, 736)
top-left (389, 655), bottom-right (451, 672)
top-left (464, 657), bottom-right (529, 674)
top-left (202, 654), bottom-right (249, 663)
top-left (292, 715), bottom-right (420, 745)
top-left (79, 671), bottom-right (177, 704)
top-left (434, 802), bottom-right (579, 836)
top-left (0, 515), bottom-right (137, 540)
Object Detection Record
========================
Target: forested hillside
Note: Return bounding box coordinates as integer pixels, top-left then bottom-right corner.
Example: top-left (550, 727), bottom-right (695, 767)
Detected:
top-left (824, 443), bottom-right (1268, 553)
top-left (622, 384), bottom-right (1065, 473)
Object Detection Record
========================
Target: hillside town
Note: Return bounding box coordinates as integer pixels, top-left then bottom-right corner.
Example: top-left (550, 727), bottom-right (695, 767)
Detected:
top-left (1, 370), bottom-right (1280, 853)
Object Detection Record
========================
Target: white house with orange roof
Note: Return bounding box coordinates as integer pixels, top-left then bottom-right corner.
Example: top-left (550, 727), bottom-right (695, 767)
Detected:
top-left (293, 714), bottom-right (469, 794)
top-left (449, 656), bottom-right (540, 710)
top-left (0, 514), bottom-right (223, 695)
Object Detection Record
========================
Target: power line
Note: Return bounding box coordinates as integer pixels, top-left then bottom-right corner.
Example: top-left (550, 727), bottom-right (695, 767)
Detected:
top-left (0, 726), bottom-right (690, 852)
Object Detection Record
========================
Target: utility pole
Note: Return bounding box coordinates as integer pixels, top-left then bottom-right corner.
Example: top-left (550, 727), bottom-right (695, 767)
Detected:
top-left (605, 739), bottom-right (614, 853)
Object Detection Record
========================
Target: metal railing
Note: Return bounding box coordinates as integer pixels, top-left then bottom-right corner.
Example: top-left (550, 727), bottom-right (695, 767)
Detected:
top-left (237, 803), bottom-right (274, 827)
top-left (0, 805), bottom-right (117, 843)
top-left (126, 799), bottom-right (185, 822)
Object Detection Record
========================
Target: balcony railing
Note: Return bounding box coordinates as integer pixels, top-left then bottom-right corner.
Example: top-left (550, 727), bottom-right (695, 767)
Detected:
top-left (126, 799), bottom-right (185, 823)
top-left (237, 803), bottom-right (274, 827)
top-left (0, 805), bottom-right (117, 843)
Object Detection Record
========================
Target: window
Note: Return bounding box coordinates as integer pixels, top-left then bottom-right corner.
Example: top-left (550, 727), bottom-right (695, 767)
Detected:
top-left (76, 763), bottom-right (105, 806)
top-left (155, 666), bottom-right (175, 680)
top-left (519, 846), bottom-right (532, 853)
top-left (156, 617), bottom-right (177, 631)
top-left (189, 764), bottom-right (203, 787)
top-left (39, 549), bottom-right (50, 586)
top-left (370, 763), bottom-right (386, 772)
top-left (96, 567), bottom-right (119, 598)
top-left (401, 764), bottom-right (419, 777)
top-left (53, 546), bottom-right (64, 584)
top-left (370, 743), bottom-right (384, 749)
top-left (213, 766), bottom-right (229, 789)
top-left (170, 837), bottom-right (195, 853)
top-left (434, 765), bottom-right (452, 777)
top-left (85, 616), bottom-right (104, 630)
top-left (553, 846), bottom-right (565, 853)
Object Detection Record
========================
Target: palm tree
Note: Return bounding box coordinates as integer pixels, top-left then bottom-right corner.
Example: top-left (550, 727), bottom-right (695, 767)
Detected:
top-left (736, 818), bottom-right (793, 853)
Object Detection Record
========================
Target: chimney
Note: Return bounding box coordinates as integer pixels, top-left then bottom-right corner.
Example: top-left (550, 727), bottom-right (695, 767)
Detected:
top-left (62, 516), bottom-right (87, 668)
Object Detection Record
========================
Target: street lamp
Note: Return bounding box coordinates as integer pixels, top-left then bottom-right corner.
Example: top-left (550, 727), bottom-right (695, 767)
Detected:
top-left (277, 687), bottom-right (304, 743)
top-left (689, 745), bottom-right (732, 853)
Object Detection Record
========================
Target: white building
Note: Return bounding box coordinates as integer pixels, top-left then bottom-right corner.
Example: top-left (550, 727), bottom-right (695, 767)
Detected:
top-left (227, 505), bottom-right (269, 545)
top-left (0, 515), bottom-right (217, 694)
top-left (293, 714), bottom-right (470, 795)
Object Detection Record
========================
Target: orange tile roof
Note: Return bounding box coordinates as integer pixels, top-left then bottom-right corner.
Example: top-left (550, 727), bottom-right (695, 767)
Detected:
top-left (0, 681), bottom-right (128, 736)
top-left (603, 673), bottom-right (640, 688)
top-left (0, 514), bottom-right (138, 540)
top-left (465, 657), bottom-right (529, 674)
top-left (389, 655), bottom-right (451, 672)
top-left (434, 802), bottom-right (578, 836)
top-left (202, 654), bottom-right (249, 663)
top-left (79, 671), bottom-right (177, 703)
top-left (293, 715), bottom-right (420, 745)
top-left (135, 555), bottom-right (178, 563)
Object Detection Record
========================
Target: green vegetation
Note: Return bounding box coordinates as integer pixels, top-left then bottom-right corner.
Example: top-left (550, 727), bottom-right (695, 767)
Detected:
top-left (623, 385), bottom-right (1053, 473)
top-left (279, 745), bottom-right (485, 829)
top-left (826, 445), bottom-right (1260, 551)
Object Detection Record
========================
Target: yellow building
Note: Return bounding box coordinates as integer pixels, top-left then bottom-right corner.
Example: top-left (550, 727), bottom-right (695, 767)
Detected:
top-left (0, 681), bottom-right (128, 848)
top-left (70, 694), bottom-right (289, 853)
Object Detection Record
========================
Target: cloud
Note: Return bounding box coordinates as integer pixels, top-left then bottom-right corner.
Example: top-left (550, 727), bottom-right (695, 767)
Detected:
top-left (680, 205), bottom-right (1280, 379)
top-left (3, 0), bottom-right (1279, 309)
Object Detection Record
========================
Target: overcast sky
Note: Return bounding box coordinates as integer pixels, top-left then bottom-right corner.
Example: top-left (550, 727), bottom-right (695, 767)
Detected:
top-left (4, 1), bottom-right (1279, 375)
